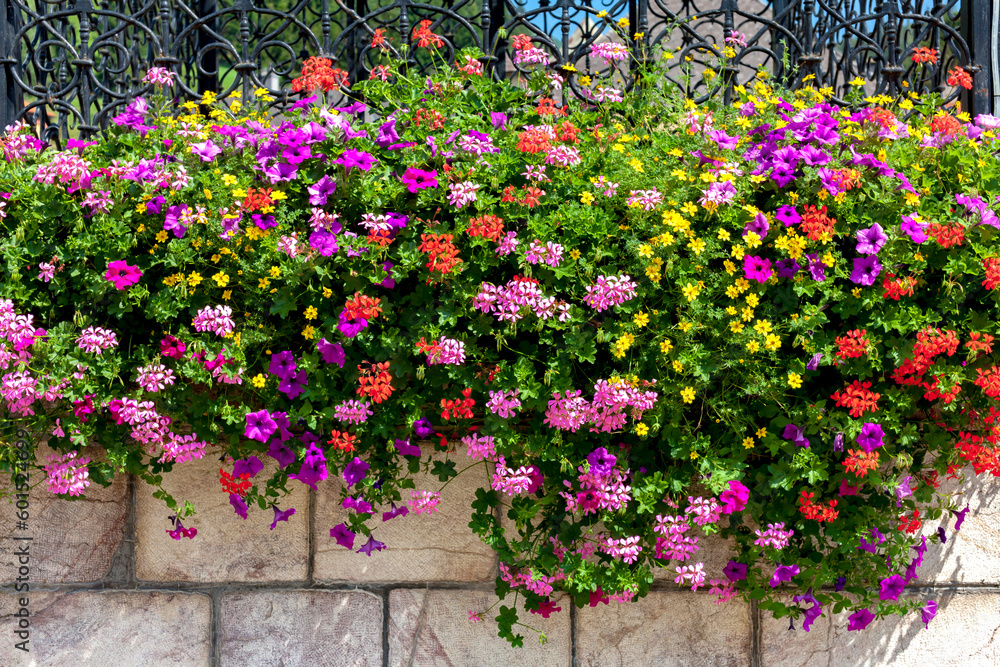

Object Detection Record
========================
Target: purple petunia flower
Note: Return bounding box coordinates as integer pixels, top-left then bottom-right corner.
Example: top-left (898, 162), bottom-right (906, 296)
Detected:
top-left (270, 506), bottom-right (296, 530)
top-left (357, 535), bottom-right (387, 556)
top-left (343, 495), bottom-right (373, 514)
top-left (233, 456), bottom-right (263, 479)
top-left (289, 443), bottom-right (327, 490)
top-left (309, 229), bottom-right (339, 256)
top-left (190, 140), bottom-right (222, 162)
top-left (331, 523), bottom-right (356, 549)
top-left (792, 587), bottom-right (822, 632)
top-left (267, 440), bottom-right (296, 469)
top-left (378, 260), bottom-right (396, 289)
top-left (317, 338), bottom-right (346, 367)
top-left (723, 559), bottom-right (748, 582)
top-left (245, 410), bottom-right (277, 443)
top-left (278, 369), bottom-right (308, 399)
top-left (806, 353), bottom-right (822, 371)
top-left (834, 432), bottom-right (844, 452)
top-left (343, 457), bottom-right (369, 487)
top-left (307, 175), bottom-right (337, 205)
top-left (776, 258), bottom-right (800, 278)
top-left (720, 480), bottom-right (750, 514)
top-left (490, 112), bottom-right (508, 129)
top-left (850, 255), bottom-right (882, 286)
top-left (782, 424), bottom-right (809, 448)
top-left (586, 447), bottom-right (617, 476)
top-left (744, 212), bottom-right (769, 240)
top-left (921, 600), bottom-right (937, 628)
top-left (847, 608), bottom-right (875, 631)
top-left (954, 504), bottom-right (970, 531)
top-left (336, 148), bottom-right (376, 174)
top-left (769, 563), bottom-right (800, 587)
top-left (878, 574), bottom-right (906, 601)
top-left (805, 253), bottom-right (826, 282)
top-left (382, 503), bottom-right (409, 521)
top-left (337, 309), bottom-right (368, 338)
top-left (413, 418), bottom-right (434, 439)
top-left (163, 204), bottom-right (189, 239)
top-left (835, 577), bottom-right (846, 591)
top-left (268, 351), bottom-right (297, 380)
top-left (856, 423), bottom-right (885, 452)
top-left (937, 526), bottom-right (947, 543)
top-left (230, 493), bottom-right (249, 519)
top-left (400, 167), bottom-right (439, 193)
top-left (856, 223), bottom-right (888, 255)
top-left (901, 214), bottom-right (928, 243)
top-left (395, 439), bottom-right (421, 456)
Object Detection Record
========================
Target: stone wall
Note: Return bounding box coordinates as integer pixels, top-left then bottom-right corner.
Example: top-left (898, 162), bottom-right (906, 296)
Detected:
top-left (2, 446), bottom-right (1000, 666)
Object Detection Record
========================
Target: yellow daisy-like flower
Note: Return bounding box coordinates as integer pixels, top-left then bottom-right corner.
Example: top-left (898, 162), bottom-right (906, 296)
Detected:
top-left (681, 386), bottom-right (696, 403)
top-left (742, 437), bottom-right (754, 449)
top-left (672, 360), bottom-right (684, 372)
top-left (304, 306), bottom-right (318, 320)
top-left (270, 266), bottom-right (282, 278)
top-left (635, 423), bottom-right (649, 436)
top-left (787, 372), bottom-right (803, 388)
top-left (222, 174), bottom-right (237, 186)
top-left (764, 333), bottom-right (781, 351)
top-left (302, 325), bottom-right (315, 340)
top-left (723, 260), bottom-right (736, 276)
top-left (659, 339), bottom-right (674, 355)
top-left (852, 287), bottom-right (862, 297)
top-left (211, 254), bottom-right (221, 263)
top-left (756, 427), bottom-right (767, 438)
top-left (688, 238), bottom-right (706, 255)
top-left (730, 321), bottom-right (745, 333)
top-left (746, 340), bottom-right (760, 353)
top-left (213, 272), bottom-right (229, 287)
top-left (322, 286), bottom-right (333, 298)
top-left (222, 290), bottom-right (232, 301)
top-left (258, 277), bottom-right (270, 290)
top-left (634, 312), bottom-right (650, 327)
top-left (251, 374), bottom-right (266, 389)
top-left (638, 244), bottom-right (652, 258)
top-left (570, 248), bottom-right (582, 261)
top-left (678, 321), bottom-right (693, 333)
top-left (188, 272), bottom-right (203, 288)
top-left (717, 229), bottom-right (731, 241)
top-left (682, 283), bottom-right (701, 302)
top-left (753, 319), bottom-right (772, 336)
top-left (155, 230), bottom-right (168, 243)
top-left (580, 191), bottom-right (595, 205)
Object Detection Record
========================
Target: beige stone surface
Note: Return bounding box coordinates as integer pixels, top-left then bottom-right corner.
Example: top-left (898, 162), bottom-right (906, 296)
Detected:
top-left (576, 591), bottom-right (751, 666)
top-left (135, 453), bottom-right (309, 582)
top-left (314, 451), bottom-right (495, 582)
top-left (389, 588), bottom-right (570, 666)
top-left (760, 590), bottom-right (1000, 666)
top-left (916, 467), bottom-right (1000, 584)
top-left (0, 441), bottom-right (127, 583)
top-left (219, 590), bottom-right (382, 666)
top-left (0, 591), bottom-right (210, 666)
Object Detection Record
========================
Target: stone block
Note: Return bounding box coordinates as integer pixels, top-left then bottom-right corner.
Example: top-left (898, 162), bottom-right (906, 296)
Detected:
top-left (219, 590), bottom-right (382, 667)
top-left (760, 590), bottom-right (1000, 666)
top-left (135, 453), bottom-right (309, 582)
top-left (0, 441), bottom-right (127, 583)
top-left (916, 467), bottom-right (1000, 584)
top-left (314, 451), bottom-right (495, 582)
top-left (0, 591), bottom-right (210, 666)
top-left (576, 591), bottom-right (751, 666)
top-left (388, 588), bottom-right (570, 666)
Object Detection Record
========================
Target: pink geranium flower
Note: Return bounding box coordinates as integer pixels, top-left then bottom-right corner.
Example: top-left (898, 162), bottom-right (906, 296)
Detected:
top-left (105, 260), bottom-right (142, 290)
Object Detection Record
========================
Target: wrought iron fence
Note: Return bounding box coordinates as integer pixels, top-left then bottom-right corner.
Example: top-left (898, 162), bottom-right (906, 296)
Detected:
top-left (0, 0), bottom-right (995, 140)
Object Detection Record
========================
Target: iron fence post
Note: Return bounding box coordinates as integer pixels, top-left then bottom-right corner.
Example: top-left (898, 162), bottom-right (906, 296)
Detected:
top-left (0, 0), bottom-right (22, 131)
top-left (198, 0), bottom-right (219, 96)
top-left (961, 0), bottom-right (993, 115)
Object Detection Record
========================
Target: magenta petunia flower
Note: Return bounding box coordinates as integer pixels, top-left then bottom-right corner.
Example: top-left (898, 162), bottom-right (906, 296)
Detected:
top-left (743, 255), bottom-right (773, 284)
top-left (105, 260), bottom-right (143, 290)
top-left (338, 309), bottom-right (368, 338)
top-left (395, 438), bottom-right (421, 456)
top-left (901, 214), bottom-right (928, 243)
top-left (792, 588), bottom-right (822, 632)
top-left (229, 493), bottom-right (248, 519)
top-left (720, 480), bottom-right (750, 514)
top-left (335, 148), bottom-right (376, 174)
top-left (289, 443), bottom-right (327, 490)
top-left (307, 174), bottom-right (337, 205)
top-left (856, 422), bottom-right (884, 452)
top-left (782, 423), bottom-right (809, 448)
top-left (878, 574), bottom-right (906, 601)
top-left (400, 167), bottom-right (439, 193)
top-left (278, 369), bottom-right (308, 400)
top-left (233, 456), bottom-right (263, 479)
top-left (855, 223), bottom-right (888, 255)
top-left (269, 506), bottom-right (296, 530)
top-left (343, 457), bottom-right (369, 487)
top-left (190, 140), bottom-right (222, 162)
top-left (267, 440), bottom-right (295, 469)
top-left (769, 563), bottom-right (800, 587)
top-left (776, 205), bottom-right (801, 227)
top-left (330, 523), bottom-right (355, 549)
top-left (954, 504), bottom-right (970, 531)
top-left (245, 409), bottom-right (277, 443)
top-left (357, 535), bottom-right (387, 556)
top-left (921, 600), bottom-right (937, 628)
top-left (847, 608), bottom-right (875, 631)
top-left (317, 338), bottom-right (346, 367)
top-left (850, 256), bottom-right (882, 286)
top-left (723, 559), bottom-right (747, 582)
top-left (743, 212), bottom-right (769, 240)
top-left (268, 351), bottom-right (297, 380)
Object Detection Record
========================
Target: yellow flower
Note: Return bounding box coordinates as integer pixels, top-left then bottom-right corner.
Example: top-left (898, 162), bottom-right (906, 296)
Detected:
top-left (251, 374), bottom-right (266, 389)
top-left (746, 340), bottom-right (760, 353)
top-left (744, 232), bottom-right (762, 249)
top-left (596, 9), bottom-right (608, 17)
top-left (731, 245), bottom-right (746, 260)
top-left (222, 174), bottom-right (237, 186)
top-left (672, 360), bottom-right (684, 373)
top-left (764, 333), bottom-right (781, 351)
top-left (634, 312), bottom-right (650, 327)
top-left (730, 321), bottom-right (744, 333)
top-left (270, 266), bottom-right (281, 278)
top-left (213, 272), bottom-right (229, 287)
top-left (822, 252), bottom-right (835, 267)
top-left (258, 277), bottom-right (271, 289)
top-left (741, 306), bottom-right (754, 322)
top-left (852, 287), bottom-right (862, 298)
top-left (222, 290), bottom-right (232, 301)
top-left (322, 286), bottom-right (333, 298)
top-left (660, 339), bottom-right (673, 354)
top-left (271, 191), bottom-right (287, 202)
top-left (617, 17), bottom-right (629, 27)
top-left (302, 325), bottom-right (315, 340)
top-left (638, 244), bottom-right (652, 258)
top-left (579, 75), bottom-right (592, 87)
top-left (570, 248), bottom-right (582, 261)
top-left (635, 423), bottom-right (649, 436)
top-left (155, 230), bottom-right (168, 243)
top-left (742, 437), bottom-right (754, 449)
top-left (629, 157), bottom-right (644, 172)
top-left (678, 282), bottom-right (700, 302)
top-left (304, 306), bottom-right (318, 320)
top-left (690, 451), bottom-right (699, 459)
top-left (745, 293), bottom-right (760, 308)
top-left (188, 272), bottom-right (203, 288)
top-left (756, 427), bottom-right (767, 438)
top-left (787, 372), bottom-right (803, 388)
top-left (678, 321), bottom-right (693, 333)
top-left (580, 191), bottom-right (595, 205)
top-left (849, 76), bottom-right (867, 86)
top-left (688, 238), bottom-right (706, 255)
top-left (612, 333), bottom-right (634, 359)
top-left (753, 319), bottom-right (772, 336)
top-left (203, 188), bottom-right (213, 200)
top-left (681, 386), bottom-right (696, 403)
top-left (211, 254), bottom-right (221, 263)
top-left (723, 260), bottom-right (736, 276)
top-left (725, 305), bottom-right (738, 315)
top-left (717, 229), bottom-right (731, 241)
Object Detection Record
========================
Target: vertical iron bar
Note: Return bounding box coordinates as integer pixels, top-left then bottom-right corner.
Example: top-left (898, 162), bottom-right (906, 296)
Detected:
top-left (198, 0), bottom-right (219, 97)
top-left (490, 0), bottom-right (504, 79)
top-left (0, 0), bottom-right (23, 131)
top-left (771, 0), bottom-right (789, 80)
top-left (961, 0), bottom-right (992, 115)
